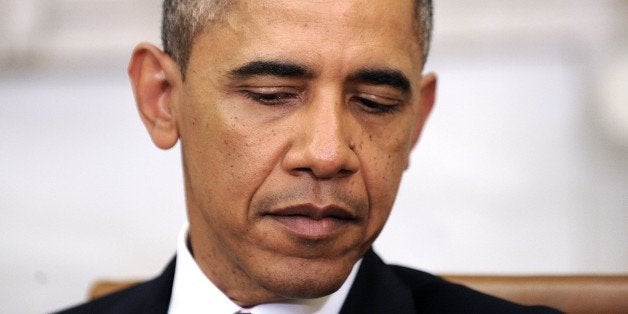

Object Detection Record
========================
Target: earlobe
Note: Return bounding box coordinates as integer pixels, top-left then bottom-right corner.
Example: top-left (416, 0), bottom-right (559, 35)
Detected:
top-left (410, 73), bottom-right (437, 149)
top-left (128, 43), bottom-right (182, 150)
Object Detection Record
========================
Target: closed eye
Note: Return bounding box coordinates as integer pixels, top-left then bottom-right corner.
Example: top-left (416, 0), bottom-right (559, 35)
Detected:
top-left (352, 96), bottom-right (401, 115)
top-left (242, 90), bottom-right (299, 106)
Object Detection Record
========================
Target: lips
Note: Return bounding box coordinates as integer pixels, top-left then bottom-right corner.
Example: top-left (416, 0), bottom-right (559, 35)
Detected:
top-left (264, 204), bottom-right (357, 240)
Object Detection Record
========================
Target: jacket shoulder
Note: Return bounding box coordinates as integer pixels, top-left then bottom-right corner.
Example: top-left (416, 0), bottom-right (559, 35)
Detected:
top-left (390, 265), bottom-right (561, 313)
top-left (54, 258), bottom-right (176, 314)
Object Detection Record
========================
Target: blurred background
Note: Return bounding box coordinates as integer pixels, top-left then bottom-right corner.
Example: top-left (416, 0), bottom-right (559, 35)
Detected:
top-left (1, 0), bottom-right (626, 312)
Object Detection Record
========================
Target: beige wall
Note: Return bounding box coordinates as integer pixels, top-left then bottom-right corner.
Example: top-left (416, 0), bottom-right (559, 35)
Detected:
top-left (1, 1), bottom-right (627, 312)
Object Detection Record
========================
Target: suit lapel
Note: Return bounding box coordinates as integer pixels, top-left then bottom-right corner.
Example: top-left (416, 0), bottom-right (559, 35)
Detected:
top-left (340, 249), bottom-right (417, 313)
top-left (137, 256), bottom-right (176, 314)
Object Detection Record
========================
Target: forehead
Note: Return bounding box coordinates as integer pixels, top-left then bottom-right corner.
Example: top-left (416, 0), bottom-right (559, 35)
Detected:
top-left (192, 0), bottom-right (423, 78)
top-left (227, 0), bottom-right (417, 28)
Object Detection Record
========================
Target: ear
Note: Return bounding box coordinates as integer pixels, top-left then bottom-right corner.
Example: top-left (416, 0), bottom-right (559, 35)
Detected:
top-left (128, 43), bottom-right (182, 149)
top-left (410, 72), bottom-right (437, 149)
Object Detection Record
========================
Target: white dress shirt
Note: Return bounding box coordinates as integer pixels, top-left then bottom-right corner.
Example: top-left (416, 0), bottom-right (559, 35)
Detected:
top-left (168, 223), bottom-right (361, 314)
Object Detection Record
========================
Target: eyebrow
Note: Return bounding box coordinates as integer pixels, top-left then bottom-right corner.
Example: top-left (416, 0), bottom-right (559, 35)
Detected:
top-left (228, 60), bottom-right (311, 78)
top-left (347, 69), bottom-right (411, 93)
top-left (228, 61), bottom-right (411, 93)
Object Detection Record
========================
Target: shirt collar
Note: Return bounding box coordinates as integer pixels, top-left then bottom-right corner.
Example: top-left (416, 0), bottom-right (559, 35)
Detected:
top-left (168, 223), bottom-right (361, 314)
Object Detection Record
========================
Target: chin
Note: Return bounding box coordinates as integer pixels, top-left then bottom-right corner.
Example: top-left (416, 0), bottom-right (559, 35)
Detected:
top-left (255, 256), bottom-right (354, 299)
top-left (268, 273), bottom-right (347, 299)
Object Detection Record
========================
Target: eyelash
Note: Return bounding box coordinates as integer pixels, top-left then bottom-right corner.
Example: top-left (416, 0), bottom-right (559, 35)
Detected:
top-left (243, 91), bottom-right (298, 105)
top-left (242, 91), bottom-right (401, 115)
top-left (352, 96), bottom-right (401, 115)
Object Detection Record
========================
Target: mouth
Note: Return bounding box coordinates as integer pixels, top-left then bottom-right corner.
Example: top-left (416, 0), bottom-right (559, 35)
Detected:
top-left (264, 204), bottom-right (358, 240)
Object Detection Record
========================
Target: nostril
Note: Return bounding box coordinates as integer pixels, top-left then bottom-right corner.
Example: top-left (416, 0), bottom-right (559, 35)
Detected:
top-left (290, 163), bottom-right (354, 180)
top-left (337, 168), bottom-right (355, 178)
top-left (293, 167), bottom-right (313, 174)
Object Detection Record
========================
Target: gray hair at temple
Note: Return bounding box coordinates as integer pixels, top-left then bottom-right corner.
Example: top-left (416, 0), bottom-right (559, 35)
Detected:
top-left (162, 0), bottom-right (434, 74)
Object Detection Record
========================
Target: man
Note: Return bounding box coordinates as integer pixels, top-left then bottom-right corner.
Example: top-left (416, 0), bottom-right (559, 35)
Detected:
top-left (59, 0), bottom-right (558, 313)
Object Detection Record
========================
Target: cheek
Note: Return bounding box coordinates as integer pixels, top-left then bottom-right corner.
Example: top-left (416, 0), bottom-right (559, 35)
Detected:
top-left (365, 150), bottom-right (406, 207)
top-left (187, 128), bottom-right (258, 185)
top-left (179, 98), bottom-right (280, 212)
top-left (358, 128), bottom-right (413, 230)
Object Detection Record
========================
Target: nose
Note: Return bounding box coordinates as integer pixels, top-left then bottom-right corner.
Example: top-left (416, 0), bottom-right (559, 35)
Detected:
top-left (282, 94), bottom-right (360, 179)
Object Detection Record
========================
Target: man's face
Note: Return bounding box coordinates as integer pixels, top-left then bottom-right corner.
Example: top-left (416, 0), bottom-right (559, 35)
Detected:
top-left (172, 0), bottom-right (434, 305)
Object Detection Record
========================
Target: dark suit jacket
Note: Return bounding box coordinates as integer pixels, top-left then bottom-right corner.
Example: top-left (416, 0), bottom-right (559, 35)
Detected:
top-left (57, 250), bottom-right (560, 313)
